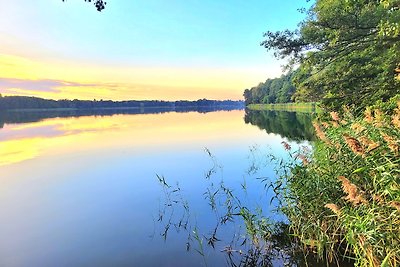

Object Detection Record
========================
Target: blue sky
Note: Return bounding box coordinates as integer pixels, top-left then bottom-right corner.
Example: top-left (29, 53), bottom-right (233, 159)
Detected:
top-left (0, 0), bottom-right (312, 100)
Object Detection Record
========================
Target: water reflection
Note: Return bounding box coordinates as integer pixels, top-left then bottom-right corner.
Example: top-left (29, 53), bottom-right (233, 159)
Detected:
top-left (0, 109), bottom-right (327, 266)
top-left (0, 109), bottom-right (248, 166)
top-left (244, 109), bottom-right (316, 142)
top-left (0, 106), bottom-right (242, 128)
top-left (0, 109), bottom-right (288, 267)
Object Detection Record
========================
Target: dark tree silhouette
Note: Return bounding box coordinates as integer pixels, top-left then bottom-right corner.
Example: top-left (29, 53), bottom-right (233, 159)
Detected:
top-left (62, 0), bottom-right (107, 12)
top-left (0, 95), bottom-right (244, 111)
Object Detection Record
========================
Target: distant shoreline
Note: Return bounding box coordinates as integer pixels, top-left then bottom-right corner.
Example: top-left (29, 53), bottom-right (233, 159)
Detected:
top-left (4, 105), bottom-right (243, 112)
top-left (0, 95), bottom-right (244, 111)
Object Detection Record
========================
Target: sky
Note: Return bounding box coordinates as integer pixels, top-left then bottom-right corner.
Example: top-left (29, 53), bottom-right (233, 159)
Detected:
top-left (0, 0), bottom-right (311, 101)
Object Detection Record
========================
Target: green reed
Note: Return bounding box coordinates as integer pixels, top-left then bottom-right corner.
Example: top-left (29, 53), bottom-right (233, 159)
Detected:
top-left (272, 103), bottom-right (400, 266)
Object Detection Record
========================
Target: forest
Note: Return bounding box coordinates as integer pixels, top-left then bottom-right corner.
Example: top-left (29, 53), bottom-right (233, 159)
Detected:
top-left (243, 71), bottom-right (297, 105)
top-left (0, 95), bottom-right (244, 111)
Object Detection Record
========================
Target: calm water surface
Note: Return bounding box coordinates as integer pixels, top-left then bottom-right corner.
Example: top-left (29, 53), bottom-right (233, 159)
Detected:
top-left (0, 109), bottom-right (313, 267)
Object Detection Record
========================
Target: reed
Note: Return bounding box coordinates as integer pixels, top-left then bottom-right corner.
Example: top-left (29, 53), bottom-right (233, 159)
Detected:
top-left (271, 104), bottom-right (400, 266)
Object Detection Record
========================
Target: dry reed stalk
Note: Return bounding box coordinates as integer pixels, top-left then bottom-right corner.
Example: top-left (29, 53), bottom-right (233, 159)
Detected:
top-left (296, 154), bottom-right (309, 165)
top-left (364, 108), bottom-right (374, 123)
top-left (343, 135), bottom-right (365, 156)
top-left (351, 123), bottom-right (366, 134)
top-left (324, 203), bottom-right (341, 215)
top-left (313, 122), bottom-right (329, 143)
top-left (392, 112), bottom-right (400, 128)
top-left (338, 176), bottom-right (367, 205)
top-left (373, 109), bottom-right (385, 126)
top-left (382, 133), bottom-right (399, 154)
top-left (388, 143), bottom-right (400, 154)
top-left (392, 102), bottom-right (400, 128)
top-left (330, 111), bottom-right (340, 121)
top-left (389, 201), bottom-right (400, 212)
top-left (281, 141), bottom-right (291, 151)
top-left (372, 194), bottom-right (383, 203)
top-left (359, 136), bottom-right (380, 152)
top-left (321, 122), bottom-right (330, 128)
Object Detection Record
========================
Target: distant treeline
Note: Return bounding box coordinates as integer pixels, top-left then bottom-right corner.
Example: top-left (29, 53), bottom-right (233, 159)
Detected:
top-left (243, 71), bottom-right (297, 106)
top-left (0, 95), bottom-right (244, 110)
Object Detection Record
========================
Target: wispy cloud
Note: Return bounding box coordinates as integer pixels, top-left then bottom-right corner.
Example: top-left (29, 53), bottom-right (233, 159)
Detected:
top-left (0, 77), bottom-right (95, 94)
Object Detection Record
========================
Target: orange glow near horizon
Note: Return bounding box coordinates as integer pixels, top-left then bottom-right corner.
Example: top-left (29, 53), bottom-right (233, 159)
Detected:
top-left (0, 53), bottom-right (278, 101)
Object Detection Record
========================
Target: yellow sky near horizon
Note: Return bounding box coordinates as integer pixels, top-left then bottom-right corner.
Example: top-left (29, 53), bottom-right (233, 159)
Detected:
top-left (0, 53), bottom-right (280, 101)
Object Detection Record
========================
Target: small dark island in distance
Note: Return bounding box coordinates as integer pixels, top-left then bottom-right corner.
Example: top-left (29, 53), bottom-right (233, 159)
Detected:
top-left (0, 95), bottom-right (245, 127)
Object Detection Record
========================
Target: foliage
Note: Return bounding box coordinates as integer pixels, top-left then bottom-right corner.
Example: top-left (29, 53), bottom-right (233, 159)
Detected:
top-left (243, 71), bottom-right (297, 105)
top-left (261, 0), bottom-right (400, 111)
top-left (62, 0), bottom-right (107, 11)
top-left (272, 103), bottom-right (400, 266)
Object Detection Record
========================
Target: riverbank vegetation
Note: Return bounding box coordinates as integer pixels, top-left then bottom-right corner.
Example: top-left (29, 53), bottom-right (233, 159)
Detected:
top-left (271, 102), bottom-right (400, 266)
top-left (247, 102), bottom-right (319, 113)
top-left (242, 0), bottom-right (400, 266)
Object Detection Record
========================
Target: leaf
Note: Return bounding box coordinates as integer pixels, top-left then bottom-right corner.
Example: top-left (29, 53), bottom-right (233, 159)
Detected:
top-left (381, 253), bottom-right (390, 267)
top-left (352, 167), bottom-right (366, 173)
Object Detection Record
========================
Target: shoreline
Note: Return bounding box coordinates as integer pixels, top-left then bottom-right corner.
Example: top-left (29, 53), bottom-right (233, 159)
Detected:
top-left (247, 102), bottom-right (321, 113)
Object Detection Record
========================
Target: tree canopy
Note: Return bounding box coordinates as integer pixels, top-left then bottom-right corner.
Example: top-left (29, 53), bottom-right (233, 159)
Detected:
top-left (261, 0), bottom-right (400, 111)
top-left (243, 71), bottom-right (297, 105)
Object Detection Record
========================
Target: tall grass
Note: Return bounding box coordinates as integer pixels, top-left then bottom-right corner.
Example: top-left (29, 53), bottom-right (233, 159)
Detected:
top-left (247, 102), bottom-right (321, 113)
top-left (273, 102), bottom-right (400, 266)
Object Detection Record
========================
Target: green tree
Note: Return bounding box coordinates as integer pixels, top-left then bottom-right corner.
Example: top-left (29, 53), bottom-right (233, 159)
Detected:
top-left (262, 0), bottom-right (400, 111)
top-left (243, 71), bottom-right (298, 105)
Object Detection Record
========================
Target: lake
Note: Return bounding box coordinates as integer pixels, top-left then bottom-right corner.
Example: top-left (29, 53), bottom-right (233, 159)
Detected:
top-left (0, 108), bottom-right (315, 267)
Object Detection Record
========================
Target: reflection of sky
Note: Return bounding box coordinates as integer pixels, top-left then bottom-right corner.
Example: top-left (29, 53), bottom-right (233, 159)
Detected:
top-left (0, 110), bottom-right (309, 266)
top-left (0, 124), bottom-right (63, 140)
top-left (0, 110), bottom-right (288, 166)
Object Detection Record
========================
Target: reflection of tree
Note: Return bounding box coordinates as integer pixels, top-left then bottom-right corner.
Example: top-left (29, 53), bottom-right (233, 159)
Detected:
top-left (0, 107), bottom-right (242, 127)
top-left (244, 110), bottom-right (315, 142)
top-left (0, 112), bottom-right (4, 129)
